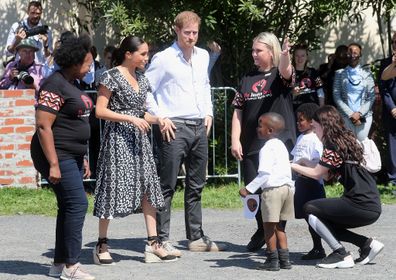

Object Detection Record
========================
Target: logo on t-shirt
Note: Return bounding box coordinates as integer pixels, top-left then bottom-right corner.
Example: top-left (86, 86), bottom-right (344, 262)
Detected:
top-left (78, 95), bottom-right (93, 117)
top-left (243, 79), bottom-right (272, 100)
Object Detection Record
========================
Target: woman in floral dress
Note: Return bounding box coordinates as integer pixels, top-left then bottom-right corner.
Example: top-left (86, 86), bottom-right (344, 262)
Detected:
top-left (93, 36), bottom-right (176, 264)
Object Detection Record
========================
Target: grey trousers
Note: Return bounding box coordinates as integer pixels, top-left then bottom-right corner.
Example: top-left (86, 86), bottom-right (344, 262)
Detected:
top-left (156, 119), bottom-right (208, 241)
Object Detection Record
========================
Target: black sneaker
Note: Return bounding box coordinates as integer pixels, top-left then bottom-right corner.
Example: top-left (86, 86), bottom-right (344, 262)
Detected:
top-left (246, 230), bottom-right (265, 252)
top-left (301, 248), bottom-right (326, 260)
top-left (355, 238), bottom-right (384, 265)
top-left (316, 250), bottom-right (354, 269)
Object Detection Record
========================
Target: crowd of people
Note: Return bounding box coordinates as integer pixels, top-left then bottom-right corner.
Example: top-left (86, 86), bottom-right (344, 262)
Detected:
top-left (2, 1), bottom-right (394, 279)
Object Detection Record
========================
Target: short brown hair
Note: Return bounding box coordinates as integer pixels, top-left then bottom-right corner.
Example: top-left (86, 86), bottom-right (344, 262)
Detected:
top-left (174, 11), bottom-right (201, 29)
top-left (28, 1), bottom-right (42, 10)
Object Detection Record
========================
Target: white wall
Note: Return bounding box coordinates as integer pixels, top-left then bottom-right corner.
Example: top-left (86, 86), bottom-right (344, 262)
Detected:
top-left (310, 7), bottom-right (395, 68)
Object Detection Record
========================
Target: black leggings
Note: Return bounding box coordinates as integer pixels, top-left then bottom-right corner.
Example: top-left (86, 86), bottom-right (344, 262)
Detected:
top-left (304, 198), bottom-right (380, 248)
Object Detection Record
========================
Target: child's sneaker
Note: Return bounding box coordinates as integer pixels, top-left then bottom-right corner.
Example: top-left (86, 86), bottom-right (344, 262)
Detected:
top-left (355, 238), bottom-right (384, 265)
top-left (60, 263), bottom-right (95, 280)
top-left (316, 250), bottom-right (354, 269)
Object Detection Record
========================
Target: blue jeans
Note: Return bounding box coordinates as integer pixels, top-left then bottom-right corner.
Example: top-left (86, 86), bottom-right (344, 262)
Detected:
top-left (49, 158), bottom-right (88, 264)
top-left (343, 114), bottom-right (372, 142)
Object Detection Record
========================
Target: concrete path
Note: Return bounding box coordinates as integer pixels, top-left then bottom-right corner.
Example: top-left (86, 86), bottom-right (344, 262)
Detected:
top-left (0, 206), bottom-right (395, 280)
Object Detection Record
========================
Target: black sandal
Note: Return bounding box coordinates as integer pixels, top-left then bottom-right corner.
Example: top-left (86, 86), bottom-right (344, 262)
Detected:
top-left (93, 237), bottom-right (113, 265)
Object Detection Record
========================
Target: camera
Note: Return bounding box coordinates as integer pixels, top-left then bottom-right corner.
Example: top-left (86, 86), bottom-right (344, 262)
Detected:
top-left (360, 116), bottom-right (367, 123)
top-left (14, 71), bottom-right (34, 85)
top-left (25, 25), bottom-right (49, 37)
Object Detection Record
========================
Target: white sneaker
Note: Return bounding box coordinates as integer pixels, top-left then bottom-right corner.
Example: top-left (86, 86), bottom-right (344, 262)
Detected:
top-left (48, 263), bottom-right (64, 277)
top-left (188, 236), bottom-right (227, 252)
top-left (60, 263), bottom-right (95, 280)
top-left (162, 241), bottom-right (182, 257)
top-left (355, 238), bottom-right (384, 265)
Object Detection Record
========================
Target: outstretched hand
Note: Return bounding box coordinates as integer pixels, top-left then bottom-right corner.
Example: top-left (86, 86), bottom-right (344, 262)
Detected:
top-left (281, 37), bottom-right (291, 56)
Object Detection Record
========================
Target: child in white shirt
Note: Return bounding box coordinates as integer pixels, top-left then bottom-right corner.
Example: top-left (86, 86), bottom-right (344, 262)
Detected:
top-left (292, 103), bottom-right (326, 260)
top-left (239, 112), bottom-right (294, 271)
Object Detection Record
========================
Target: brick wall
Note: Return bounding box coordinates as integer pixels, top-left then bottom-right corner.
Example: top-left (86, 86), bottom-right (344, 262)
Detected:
top-left (0, 89), bottom-right (38, 188)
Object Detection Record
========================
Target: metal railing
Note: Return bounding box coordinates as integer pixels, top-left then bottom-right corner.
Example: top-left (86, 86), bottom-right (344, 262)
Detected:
top-left (40, 87), bottom-right (241, 186)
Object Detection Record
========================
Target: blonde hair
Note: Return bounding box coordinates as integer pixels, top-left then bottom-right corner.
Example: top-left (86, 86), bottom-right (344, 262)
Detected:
top-left (174, 11), bottom-right (201, 29)
top-left (253, 32), bottom-right (281, 67)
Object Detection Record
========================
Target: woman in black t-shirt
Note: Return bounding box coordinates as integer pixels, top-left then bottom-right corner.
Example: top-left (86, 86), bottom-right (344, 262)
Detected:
top-left (291, 106), bottom-right (384, 269)
top-left (291, 43), bottom-right (325, 110)
top-left (30, 36), bottom-right (95, 279)
top-left (231, 32), bottom-right (296, 252)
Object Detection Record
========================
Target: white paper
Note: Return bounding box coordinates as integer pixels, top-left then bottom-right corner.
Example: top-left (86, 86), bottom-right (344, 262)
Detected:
top-left (241, 194), bottom-right (259, 219)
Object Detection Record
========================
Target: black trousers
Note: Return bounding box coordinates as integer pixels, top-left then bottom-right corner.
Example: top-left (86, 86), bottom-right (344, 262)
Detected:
top-left (155, 119), bottom-right (208, 241)
top-left (304, 198), bottom-right (380, 248)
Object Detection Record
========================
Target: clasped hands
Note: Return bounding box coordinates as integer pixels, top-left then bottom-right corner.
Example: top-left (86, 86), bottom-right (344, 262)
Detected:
top-left (350, 112), bottom-right (362, 126)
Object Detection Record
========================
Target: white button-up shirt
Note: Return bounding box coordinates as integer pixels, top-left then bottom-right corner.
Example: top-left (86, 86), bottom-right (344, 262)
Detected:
top-left (145, 42), bottom-right (213, 119)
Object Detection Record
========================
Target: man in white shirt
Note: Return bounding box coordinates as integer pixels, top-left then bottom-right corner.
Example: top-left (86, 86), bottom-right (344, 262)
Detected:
top-left (4, 1), bottom-right (53, 65)
top-left (145, 10), bottom-right (225, 256)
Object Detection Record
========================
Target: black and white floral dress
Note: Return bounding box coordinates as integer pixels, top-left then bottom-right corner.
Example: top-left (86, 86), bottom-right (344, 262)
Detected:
top-left (93, 68), bottom-right (164, 219)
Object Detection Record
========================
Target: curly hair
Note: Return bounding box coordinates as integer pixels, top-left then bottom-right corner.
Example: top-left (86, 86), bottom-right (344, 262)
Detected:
top-left (313, 105), bottom-right (364, 163)
top-left (296, 102), bottom-right (319, 121)
top-left (54, 34), bottom-right (91, 69)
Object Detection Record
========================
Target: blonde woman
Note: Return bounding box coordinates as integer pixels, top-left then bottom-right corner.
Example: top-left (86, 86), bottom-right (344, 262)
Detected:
top-left (231, 32), bottom-right (296, 252)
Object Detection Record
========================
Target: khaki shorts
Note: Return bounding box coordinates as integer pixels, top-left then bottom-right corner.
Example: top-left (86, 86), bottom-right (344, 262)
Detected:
top-left (260, 185), bottom-right (294, 223)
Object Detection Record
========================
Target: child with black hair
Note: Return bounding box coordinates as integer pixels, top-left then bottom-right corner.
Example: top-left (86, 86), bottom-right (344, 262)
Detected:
top-left (291, 103), bottom-right (326, 260)
top-left (239, 112), bottom-right (294, 271)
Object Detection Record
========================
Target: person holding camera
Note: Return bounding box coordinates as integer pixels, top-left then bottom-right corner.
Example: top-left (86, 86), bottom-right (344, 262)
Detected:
top-left (4, 1), bottom-right (52, 65)
top-left (333, 43), bottom-right (375, 141)
top-left (0, 38), bottom-right (45, 95)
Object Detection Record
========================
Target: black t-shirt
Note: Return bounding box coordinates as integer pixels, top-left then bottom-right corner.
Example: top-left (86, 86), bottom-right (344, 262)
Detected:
top-left (293, 67), bottom-right (323, 110)
top-left (319, 145), bottom-right (381, 213)
top-left (31, 71), bottom-right (93, 169)
top-left (232, 67), bottom-right (296, 155)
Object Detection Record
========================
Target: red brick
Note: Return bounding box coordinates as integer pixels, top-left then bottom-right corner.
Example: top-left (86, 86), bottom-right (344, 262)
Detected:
top-left (22, 89), bottom-right (36, 97)
top-left (19, 176), bottom-right (35, 184)
top-left (25, 135), bottom-right (33, 142)
top-left (0, 178), bottom-right (14, 185)
top-left (15, 99), bottom-right (35, 106)
top-left (5, 118), bottom-right (24, 125)
top-left (2, 90), bottom-right (24, 98)
top-left (18, 144), bottom-right (31, 150)
top-left (0, 170), bottom-right (22, 176)
top-left (16, 160), bottom-right (33, 167)
top-left (0, 109), bottom-right (14, 117)
top-left (5, 153), bottom-right (15, 159)
top-left (15, 126), bottom-right (35, 133)
top-left (0, 144), bottom-right (14, 150)
top-left (0, 127), bottom-right (14, 134)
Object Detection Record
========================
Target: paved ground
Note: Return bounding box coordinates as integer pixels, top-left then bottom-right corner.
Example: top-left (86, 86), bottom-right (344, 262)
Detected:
top-left (0, 205), bottom-right (395, 280)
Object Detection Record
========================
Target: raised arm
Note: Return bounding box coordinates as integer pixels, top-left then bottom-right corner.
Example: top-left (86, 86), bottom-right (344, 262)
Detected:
top-left (279, 37), bottom-right (292, 80)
